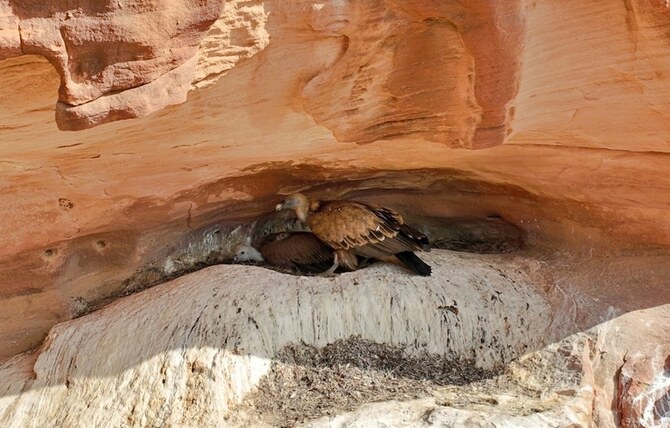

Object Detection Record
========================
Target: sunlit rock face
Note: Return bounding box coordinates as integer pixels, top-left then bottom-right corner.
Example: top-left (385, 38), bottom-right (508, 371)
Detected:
top-left (1, 3), bottom-right (670, 424)
top-left (1, 0), bottom-right (225, 129)
top-left (0, 0), bottom-right (525, 138)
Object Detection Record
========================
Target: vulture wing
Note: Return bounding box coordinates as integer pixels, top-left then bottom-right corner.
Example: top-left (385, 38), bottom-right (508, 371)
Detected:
top-left (307, 201), bottom-right (430, 260)
top-left (260, 232), bottom-right (334, 273)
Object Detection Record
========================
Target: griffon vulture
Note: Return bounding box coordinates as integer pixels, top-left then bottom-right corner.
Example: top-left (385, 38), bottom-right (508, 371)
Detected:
top-left (233, 232), bottom-right (359, 274)
top-left (275, 193), bottom-right (431, 276)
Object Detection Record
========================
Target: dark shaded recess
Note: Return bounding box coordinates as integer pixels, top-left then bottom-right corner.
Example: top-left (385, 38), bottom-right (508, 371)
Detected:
top-left (426, 216), bottom-right (524, 253)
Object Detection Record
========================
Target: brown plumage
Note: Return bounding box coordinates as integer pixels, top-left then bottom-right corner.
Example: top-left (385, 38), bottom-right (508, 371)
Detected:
top-left (261, 232), bottom-right (334, 273)
top-left (276, 193), bottom-right (431, 276)
top-left (234, 232), bottom-right (359, 274)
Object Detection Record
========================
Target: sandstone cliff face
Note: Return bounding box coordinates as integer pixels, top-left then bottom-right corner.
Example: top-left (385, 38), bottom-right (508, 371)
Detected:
top-left (1, 0), bottom-right (670, 425)
top-left (2, 0), bottom-right (225, 129)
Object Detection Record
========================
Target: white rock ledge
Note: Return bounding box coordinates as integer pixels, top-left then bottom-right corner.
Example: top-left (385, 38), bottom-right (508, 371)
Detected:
top-left (0, 251), bottom-right (567, 427)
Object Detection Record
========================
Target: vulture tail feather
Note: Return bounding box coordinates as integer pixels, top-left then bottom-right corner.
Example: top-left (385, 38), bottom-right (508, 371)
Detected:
top-left (398, 224), bottom-right (431, 252)
top-left (395, 251), bottom-right (432, 276)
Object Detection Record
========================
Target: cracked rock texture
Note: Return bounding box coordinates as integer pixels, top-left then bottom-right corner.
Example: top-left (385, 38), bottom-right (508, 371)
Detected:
top-left (0, 253), bottom-right (668, 427)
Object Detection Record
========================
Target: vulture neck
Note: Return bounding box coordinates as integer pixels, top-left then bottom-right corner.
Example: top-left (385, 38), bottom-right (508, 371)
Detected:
top-left (296, 205), bottom-right (309, 222)
top-left (289, 194), bottom-right (317, 223)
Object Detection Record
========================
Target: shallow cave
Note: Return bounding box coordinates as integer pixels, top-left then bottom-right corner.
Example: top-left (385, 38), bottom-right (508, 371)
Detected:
top-left (2, 1), bottom-right (670, 426)
top-left (2, 167), bottom-right (670, 427)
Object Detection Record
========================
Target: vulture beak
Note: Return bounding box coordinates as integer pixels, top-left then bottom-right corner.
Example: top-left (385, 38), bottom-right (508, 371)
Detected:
top-left (276, 199), bottom-right (289, 211)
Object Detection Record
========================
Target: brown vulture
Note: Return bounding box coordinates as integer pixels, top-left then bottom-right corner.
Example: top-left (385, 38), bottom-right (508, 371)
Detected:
top-left (275, 193), bottom-right (432, 276)
top-left (233, 232), bottom-right (359, 274)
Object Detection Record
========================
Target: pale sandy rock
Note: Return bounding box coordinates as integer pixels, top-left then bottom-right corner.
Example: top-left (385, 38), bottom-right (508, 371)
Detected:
top-left (588, 307), bottom-right (670, 428)
top-left (0, 251), bottom-right (553, 427)
top-left (305, 398), bottom-right (587, 428)
top-left (55, 55), bottom-right (198, 130)
top-left (618, 350), bottom-right (670, 428)
top-left (243, 330), bottom-right (597, 427)
top-left (0, 252), bottom-right (667, 427)
top-left (192, 0), bottom-right (270, 89)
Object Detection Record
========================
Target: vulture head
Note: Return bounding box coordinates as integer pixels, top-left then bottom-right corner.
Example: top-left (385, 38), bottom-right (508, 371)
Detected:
top-left (233, 237), bottom-right (264, 263)
top-left (276, 193), bottom-right (311, 222)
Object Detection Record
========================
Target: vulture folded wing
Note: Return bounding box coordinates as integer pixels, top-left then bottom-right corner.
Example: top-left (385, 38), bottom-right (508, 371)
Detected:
top-left (367, 204), bottom-right (430, 252)
top-left (371, 206), bottom-right (404, 227)
top-left (260, 232), bottom-right (334, 273)
top-left (307, 201), bottom-right (429, 258)
top-left (307, 202), bottom-right (393, 250)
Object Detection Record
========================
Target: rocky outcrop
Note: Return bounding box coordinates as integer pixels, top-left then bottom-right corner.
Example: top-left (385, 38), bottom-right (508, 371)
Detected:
top-left (1, 1), bottom-right (670, 425)
top-left (1, 0), bottom-right (670, 367)
top-left (0, 2), bottom-right (20, 59)
top-left (0, 253), bottom-right (579, 426)
top-left (1, 0), bottom-right (225, 129)
top-left (614, 329), bottom-right (670, 427)
top-left (0, 254), bottom-right (667, 427)
top-left (1, 0), bottom-right (525, 138)
top-left (298, 1), bottom-right (525, 148)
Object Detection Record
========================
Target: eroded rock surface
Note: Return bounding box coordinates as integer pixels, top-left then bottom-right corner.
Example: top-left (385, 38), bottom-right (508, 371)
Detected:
top-left (0, 253), bottom-right (667, 427)
top-left (1, 1), bottom-right (670, 425)
top-left (2, 0), bottom-right (225, 129)
top-left (0, 252), bottom-right (559, 426)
